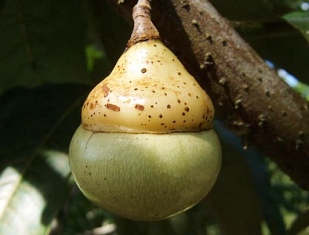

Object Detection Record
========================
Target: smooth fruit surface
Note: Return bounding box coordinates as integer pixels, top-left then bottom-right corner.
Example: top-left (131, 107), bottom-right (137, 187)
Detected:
top-left (69, 125), bottom-right (221, 221)
top-left (82, 40), bottom-right (214, 133)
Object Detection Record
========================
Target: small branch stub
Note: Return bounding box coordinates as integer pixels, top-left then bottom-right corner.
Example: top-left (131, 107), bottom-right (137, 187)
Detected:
top-left (127, 0), bottom-right (160, 48)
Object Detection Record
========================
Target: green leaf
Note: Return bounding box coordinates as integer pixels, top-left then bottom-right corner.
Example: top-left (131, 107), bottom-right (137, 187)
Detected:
top-left (295, 82), bottom-right (309, 101)
top-left (283, 11), bottom-right (309, 42)
top-left (0, 0), bottom-right (89, 94)
top-left (203, 122), bottom-right (264, 235)
top-left (236, 22), bottom-right (309, 84)
top-left (210, 0), bottom-right (309, 83)
top-left (287, 209), bottom-right (309, 235)
top-left (0, 151), bottom-right (70, 235)
top-left (88, 0), bottom-right (131, 66)
top-left (85, 44), bottom-right (104, 72)
top-left (0, 84), bottom-right (89, 234)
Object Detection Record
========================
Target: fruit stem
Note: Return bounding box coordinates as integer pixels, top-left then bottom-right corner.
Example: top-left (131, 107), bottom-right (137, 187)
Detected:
top-left (127, 0), bottom-right (160, 48)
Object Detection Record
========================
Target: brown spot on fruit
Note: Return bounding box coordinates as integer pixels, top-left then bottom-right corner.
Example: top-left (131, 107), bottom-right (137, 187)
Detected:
top-left (106, 103), bottom-right (120, 112)
top-left (102, 84), bottom-right (110, 97)
top-left (135, 104), bottom-right (145, 111)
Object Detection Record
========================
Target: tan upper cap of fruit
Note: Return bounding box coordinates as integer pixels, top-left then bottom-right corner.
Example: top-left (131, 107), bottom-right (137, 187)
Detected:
top-left (82, 39), bottom-right (214, 133)
top-left (81, 0), bottom-right (214, 133)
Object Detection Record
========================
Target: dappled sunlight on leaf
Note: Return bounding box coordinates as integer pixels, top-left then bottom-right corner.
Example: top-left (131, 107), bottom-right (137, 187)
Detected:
top-left (0, 149), bottom-right (71, 235)
top-left (0, 84), bottom-right (89, 234)
top-left (0, 167), bottom-right (46, 234)
top-left (42, 149), bottom-right (71, 179)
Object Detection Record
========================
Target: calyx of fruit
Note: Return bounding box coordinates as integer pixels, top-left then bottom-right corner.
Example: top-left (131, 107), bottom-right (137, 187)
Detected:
top-left (69, 0), bottom-right (221, 221)
top-left (82, 38), bottom-right (214, 133)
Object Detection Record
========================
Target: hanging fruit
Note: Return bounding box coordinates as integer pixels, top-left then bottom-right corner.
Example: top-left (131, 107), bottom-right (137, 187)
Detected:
top-left (68, 0), bottom-right (221, 221)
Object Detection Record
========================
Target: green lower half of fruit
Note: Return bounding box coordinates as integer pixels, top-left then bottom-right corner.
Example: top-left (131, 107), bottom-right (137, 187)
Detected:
top-left (69, 125), bottom-right (221, 221)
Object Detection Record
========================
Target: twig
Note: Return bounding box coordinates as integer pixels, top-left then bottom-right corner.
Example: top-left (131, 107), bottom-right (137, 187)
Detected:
top-left (127, 0), bottom-right (160, 48)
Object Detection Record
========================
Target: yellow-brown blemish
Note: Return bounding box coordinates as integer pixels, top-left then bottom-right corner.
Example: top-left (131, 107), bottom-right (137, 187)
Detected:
top-left (135, 104), bottom-right (145, 111)
top-left (106, 103), bottom-right (120, 112)
top-left (102, 84), bottom-right (110, 97)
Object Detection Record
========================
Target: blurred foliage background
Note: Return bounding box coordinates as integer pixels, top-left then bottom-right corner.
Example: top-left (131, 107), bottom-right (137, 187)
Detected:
top-left (0, 0), bottom-right (309, 234)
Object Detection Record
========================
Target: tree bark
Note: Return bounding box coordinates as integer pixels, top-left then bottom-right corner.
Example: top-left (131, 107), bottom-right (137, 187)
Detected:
top-left (106, 0), bottom-right (309, 190)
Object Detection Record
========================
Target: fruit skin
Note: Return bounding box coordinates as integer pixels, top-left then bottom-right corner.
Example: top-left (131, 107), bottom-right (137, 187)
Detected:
top-left (82, 40), bottom-right (214, 134)
top-left (70, 34), bottom-right (221, 221)
top-left (69, 125), bottom-right (221, 221)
